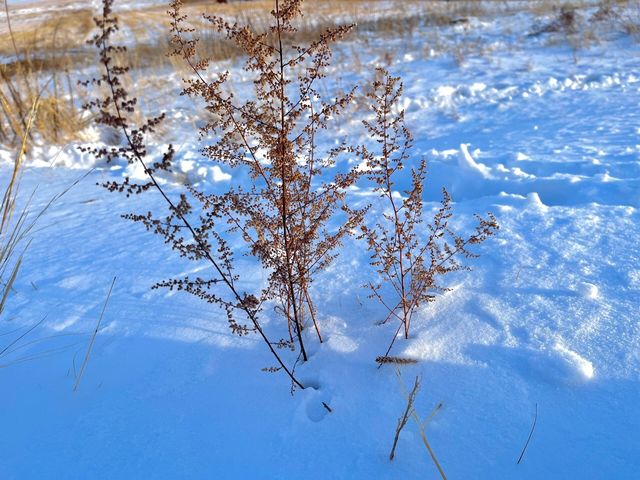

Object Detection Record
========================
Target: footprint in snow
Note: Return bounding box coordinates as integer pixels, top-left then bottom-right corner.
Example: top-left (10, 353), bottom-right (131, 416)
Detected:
top-left (306, 396), bottom-right (332, 423)
top-left (294, 381), bottom-right (332, 423)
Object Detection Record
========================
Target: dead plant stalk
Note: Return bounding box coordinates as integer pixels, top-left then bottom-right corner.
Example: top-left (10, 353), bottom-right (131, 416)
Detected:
top-left (389, 374), bottom-right (420, 461)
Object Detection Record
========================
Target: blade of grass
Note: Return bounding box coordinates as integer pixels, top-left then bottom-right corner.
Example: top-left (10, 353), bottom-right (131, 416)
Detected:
top-left (2, 330), bottom-right (89, 357)
top-left (0, 252), bottom-right (22, 315)
top-left (0, 341), bottom-right (84, 368)
top-left (73, 276), bottom-right (116, 392)
top-left (0, 315), bottom-right (46, 358)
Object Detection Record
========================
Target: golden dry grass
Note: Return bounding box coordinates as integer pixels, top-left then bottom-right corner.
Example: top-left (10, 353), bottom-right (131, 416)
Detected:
top-left (0, 97), bottom-right (37, 315)
top-left (0, 0), bottom-right (637, 146)
top-left (1, 0), bottom-right (631, 75)
top-left (0, 62), bottom-right (88, 145)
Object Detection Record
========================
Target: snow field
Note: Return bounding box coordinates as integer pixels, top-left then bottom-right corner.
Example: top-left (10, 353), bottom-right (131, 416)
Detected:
top-left (1, 2), bottom-right (640, 478)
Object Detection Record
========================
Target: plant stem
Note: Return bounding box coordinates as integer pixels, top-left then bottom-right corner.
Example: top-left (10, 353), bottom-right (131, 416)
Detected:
top-left (389, 374), bottom-right (420, 460)
top-left (276, 0), bottom-right (307, 362)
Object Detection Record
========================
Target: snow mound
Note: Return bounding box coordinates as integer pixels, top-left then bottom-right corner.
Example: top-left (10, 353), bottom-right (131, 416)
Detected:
top-left (574, 282), bottom-right (600, 300)
top-left (526, 192), bottom-right (548, 211)
top-left (458, 143), bottom-right (493, 179)
top-left (552, 342), bottom-right (595, 382)
top-left (521, 342), bottom-right (595, 385)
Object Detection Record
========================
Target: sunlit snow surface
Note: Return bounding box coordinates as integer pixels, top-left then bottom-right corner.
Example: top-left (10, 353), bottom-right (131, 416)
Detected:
top-left (1, 3), bottom-right (640, 479)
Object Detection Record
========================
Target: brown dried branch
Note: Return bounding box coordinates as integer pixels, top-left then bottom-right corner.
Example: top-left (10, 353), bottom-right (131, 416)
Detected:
top-left (395, 368), bottom-right (447, 480)
top-left (389, 374), bottom-right (421, 461)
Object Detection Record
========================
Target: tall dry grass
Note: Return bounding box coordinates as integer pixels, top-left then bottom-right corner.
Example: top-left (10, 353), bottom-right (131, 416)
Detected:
top-left (0, 98), bottom-right (38, 315)
top-left (0, 97), bottom-right (89, 366)
top-left (1, 0), bottom-right (637, 147)
top-left (0, 6), bottom-right (91, 146)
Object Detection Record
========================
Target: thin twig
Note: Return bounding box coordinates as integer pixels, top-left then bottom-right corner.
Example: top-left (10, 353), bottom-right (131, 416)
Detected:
top-left (396, 368), bottom-right (447, 480)
top-left (389, 374), bottom-right (420, 461)
top-left (517, 403), bottom-right (538, 465)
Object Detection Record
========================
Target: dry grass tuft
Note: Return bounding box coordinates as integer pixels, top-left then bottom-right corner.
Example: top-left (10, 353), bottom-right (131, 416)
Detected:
top-left (0, 8), bottom-right (94, 59)
top-left (0, 6), bottom-right (89, 146)
top-left (0, 98), bottom-right (38, 315)
top-left (0, 64), bottom-right (88, 145)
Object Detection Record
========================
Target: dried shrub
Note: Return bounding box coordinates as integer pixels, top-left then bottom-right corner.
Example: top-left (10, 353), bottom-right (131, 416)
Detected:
top-left (84, 0), bottom-right (499, 389)
top-left (167, 0), bottom-right (365, 361)
top-left (618, 2), bottom-right (640, 37)
top-left (83, 0), bottom-right (370, 388)
top-left (529, 5), bottom-right (579, 37)
top-left (591, 3), bottom-right (618, 22)
top-left (82, 0), bottom-right (305, 389)
top-left (357, 70), bottom-right (498, 357)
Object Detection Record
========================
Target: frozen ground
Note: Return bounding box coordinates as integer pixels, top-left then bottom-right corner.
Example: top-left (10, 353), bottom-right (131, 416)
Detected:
top-left (1, 3), bottom-right (639, 479)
